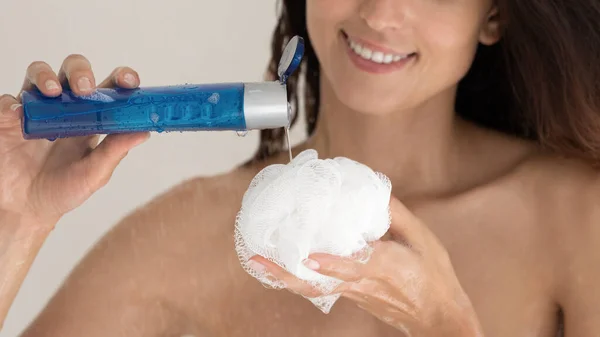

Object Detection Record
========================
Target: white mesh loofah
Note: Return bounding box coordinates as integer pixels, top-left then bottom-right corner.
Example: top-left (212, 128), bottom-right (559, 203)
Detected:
top-left (234, 149), bottom-right (392, 313)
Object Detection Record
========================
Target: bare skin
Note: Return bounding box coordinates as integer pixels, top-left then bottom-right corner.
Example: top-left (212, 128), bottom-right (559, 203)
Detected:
top-left (16, 124), bottom-right (600, 337)
top-left (3, 0), bottom-right (600, 334)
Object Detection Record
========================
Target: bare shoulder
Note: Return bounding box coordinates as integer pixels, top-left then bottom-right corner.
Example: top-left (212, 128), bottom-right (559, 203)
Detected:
top-left (515, 152), bottom-right (600, 252)
top-left (433, 124), bottom-right (600, 335)
top-left (463, 121), bottom-right (600, 209)
top-left (511, 152), bottom-right (600, 335)
top-left (512, 151), bottom-right (600, 226)
top-left (485, 128), bottom-right (600, 248)
top-left (21, 156), bottom-right (281, 337)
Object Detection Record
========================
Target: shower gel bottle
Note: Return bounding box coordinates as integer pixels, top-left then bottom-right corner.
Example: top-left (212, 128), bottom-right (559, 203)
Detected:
top-left (20, 36), bottom-right (304, 140)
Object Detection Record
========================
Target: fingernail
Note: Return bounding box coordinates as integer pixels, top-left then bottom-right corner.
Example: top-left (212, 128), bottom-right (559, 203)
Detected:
top-left (45, 80), bottom-right (59, 91)
top-left (77, 77), bottom-right (92, 92)
top-left (303, 259), bottom-right (320, 270)
top-left (123, 73), bottom-right (137, 87)
top-left (10, 104), bottom-right (22, 111)
top-left (247, 260), bottom-right (266, 274)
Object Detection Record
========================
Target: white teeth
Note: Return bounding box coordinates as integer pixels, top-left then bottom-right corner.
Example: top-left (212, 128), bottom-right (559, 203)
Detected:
top-left (372, 51), bottom-right (384, 63)
top-left (360, 48), bottom-right (372, 59)
top-left (347, 37), bottom-right (411, 64)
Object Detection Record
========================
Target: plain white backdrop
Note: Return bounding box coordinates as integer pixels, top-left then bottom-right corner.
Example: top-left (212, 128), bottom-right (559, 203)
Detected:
top-left (0, 0), bottom-right (306, 335)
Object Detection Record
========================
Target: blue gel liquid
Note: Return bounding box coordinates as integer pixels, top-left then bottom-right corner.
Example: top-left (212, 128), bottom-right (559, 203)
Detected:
top-left (21, 83), bottom-right (246, 140)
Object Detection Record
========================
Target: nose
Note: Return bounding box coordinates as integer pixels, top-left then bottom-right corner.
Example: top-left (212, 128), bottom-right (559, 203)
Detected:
top-left (359, 0), bottom-right (405, 32)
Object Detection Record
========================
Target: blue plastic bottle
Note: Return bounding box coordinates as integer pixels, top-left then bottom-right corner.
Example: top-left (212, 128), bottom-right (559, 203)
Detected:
top-left (21, 36), bottom-right (304, 140)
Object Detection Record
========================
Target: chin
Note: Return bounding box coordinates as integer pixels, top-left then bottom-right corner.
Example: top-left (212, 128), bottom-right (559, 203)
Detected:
top-left (328, 77), bottom-right (413, 116)
top-left (343, 94), bottom-right (402, 116)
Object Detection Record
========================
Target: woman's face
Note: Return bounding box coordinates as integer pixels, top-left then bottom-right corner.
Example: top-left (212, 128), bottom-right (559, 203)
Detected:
top-left (306, 0), bottom-right (500, 115)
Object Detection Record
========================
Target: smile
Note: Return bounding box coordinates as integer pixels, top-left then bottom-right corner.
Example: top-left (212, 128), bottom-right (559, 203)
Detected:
top-left (341, 32), bottom-right (416, 74)
top-left (345, 36), bottom-right (412, 64)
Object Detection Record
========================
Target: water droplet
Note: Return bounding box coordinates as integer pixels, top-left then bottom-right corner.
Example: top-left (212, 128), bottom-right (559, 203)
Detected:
top-left (150, 112), bottom-right (160, 123)
top-left (236, 130), bottom-right (248, 137)
top-left (207, 93), bottom-right (220, 104)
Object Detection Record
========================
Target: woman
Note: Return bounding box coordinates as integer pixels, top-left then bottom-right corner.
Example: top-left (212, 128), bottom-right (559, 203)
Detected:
top-left (0, 0), bottom-right (599, 335)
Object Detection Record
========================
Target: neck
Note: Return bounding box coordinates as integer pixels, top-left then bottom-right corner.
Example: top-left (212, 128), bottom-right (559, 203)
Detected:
top-left (306, 80), bottom-right (465, 199)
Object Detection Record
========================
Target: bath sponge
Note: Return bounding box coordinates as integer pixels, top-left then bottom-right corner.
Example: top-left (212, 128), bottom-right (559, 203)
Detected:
top-left (234, 149), bottom-right (392, 313)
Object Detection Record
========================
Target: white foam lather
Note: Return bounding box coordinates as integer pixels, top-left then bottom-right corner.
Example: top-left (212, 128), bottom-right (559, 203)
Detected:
top-left (234, 149), bottom-right (392, 314)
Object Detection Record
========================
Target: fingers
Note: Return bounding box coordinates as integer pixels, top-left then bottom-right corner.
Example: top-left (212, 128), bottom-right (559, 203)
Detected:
top-left (57, 54), bottom-right (96, 96)
top-left (21, 61), bottom-right (62, 98)
top-left (20, 56), bottom-right (141, 103)
top-left (248, 242), bottom-right (413, 300)
top-left (304, 253), bottom-right (366, 282)
top-left (70, 132), bottom-right (150, 194)
top-left (304, 241), bottom-right (409, 281)
top-left (98, 66), bottom-right (140, 89)
top-left (0, 95), bottom-right (22, 124)
top-left (249, 256), bottom-right (328, 298)
top-left (20, 55), bottom-right (95, 99)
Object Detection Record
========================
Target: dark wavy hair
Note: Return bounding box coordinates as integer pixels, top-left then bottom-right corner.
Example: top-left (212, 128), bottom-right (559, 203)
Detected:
top-left (251, 0), bottom-right (600, 164)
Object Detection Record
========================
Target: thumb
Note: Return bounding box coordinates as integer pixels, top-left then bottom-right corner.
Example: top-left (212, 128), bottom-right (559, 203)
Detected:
top-left (72, 132), bottom-right (150, 195)
top-left (29, 132), bottom-right (150, 217)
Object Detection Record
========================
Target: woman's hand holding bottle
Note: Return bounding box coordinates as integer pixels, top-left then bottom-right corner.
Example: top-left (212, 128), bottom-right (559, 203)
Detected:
top-left (0, 54), bottom-right (149, 328)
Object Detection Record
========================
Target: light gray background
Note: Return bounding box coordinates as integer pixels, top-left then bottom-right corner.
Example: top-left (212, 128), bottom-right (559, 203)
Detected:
top-left (0, 0), bottom-right (306, 335)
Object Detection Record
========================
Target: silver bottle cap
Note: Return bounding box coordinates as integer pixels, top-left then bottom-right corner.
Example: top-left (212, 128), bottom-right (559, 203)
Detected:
top-left (243, 36), bottom-right (304, 130)
top-left (243, 82), bottom-right (291, 130)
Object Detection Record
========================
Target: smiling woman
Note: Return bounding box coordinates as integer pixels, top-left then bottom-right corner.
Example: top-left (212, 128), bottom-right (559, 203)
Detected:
top-left (256, 0), bottom-right (600, 163)
top-left (0, 0), bottom-right (600, 336)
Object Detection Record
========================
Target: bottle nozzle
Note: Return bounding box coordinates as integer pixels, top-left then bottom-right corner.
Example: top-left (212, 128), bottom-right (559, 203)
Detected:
top-left (278, 36), bottom-right (305, 84)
